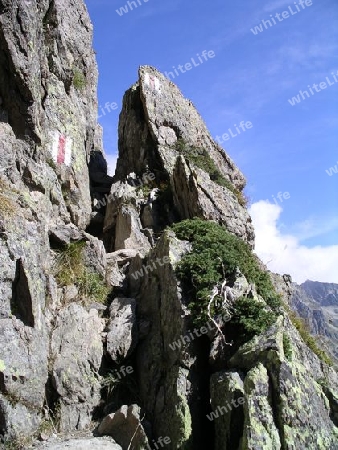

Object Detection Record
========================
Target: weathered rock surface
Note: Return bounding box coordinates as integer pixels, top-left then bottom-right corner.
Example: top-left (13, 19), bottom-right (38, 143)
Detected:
top-left (223, 312), bottom-right (338, 449)
top-left (98, 404), bottom-right (148, 450)
top-left (103, 181), bottom-right (152, 253)
top-left (106, 249), bottom-right (139, 289)
top-left (31, 436), bottom-right (122, 449)
top-left (210, 371), bottom-right (245, 450)
top-left (106, 298), bottom-right (138, 361)
top-left (0, 0), bottom-right (107, 441)
top-left (0, 0), bottom-right (98, 229)
top-left (116, 67), bottom-right (245, 189)
top-left (134, 231), bottom-right (204, 449)
top-left (50, 304), bottom-right (104, 431)
top-left (0, 214), bottom-right (50, 439)
top-left (104, 65), bottom-right (254, 250)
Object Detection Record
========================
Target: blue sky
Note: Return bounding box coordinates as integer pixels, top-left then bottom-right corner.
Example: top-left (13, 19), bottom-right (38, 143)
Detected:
top-left (85, 0), bottom-right (338, 282)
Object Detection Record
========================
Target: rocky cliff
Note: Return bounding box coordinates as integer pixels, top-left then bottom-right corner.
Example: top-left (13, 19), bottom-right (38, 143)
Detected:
top-left (0, 1), bottom-right (338, 449)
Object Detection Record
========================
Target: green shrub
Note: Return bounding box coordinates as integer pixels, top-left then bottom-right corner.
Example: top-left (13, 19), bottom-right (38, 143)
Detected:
top-left (174, 140), bottom-right (247, 207)
top-left (283, 334), bottom-right (292, 360)
top-left (73, 69), bottom-right (86, 90)
top-left (231, 296), bottom-right (276, 339)
top-left (285, 305), bottom-right (332, 366)
top-left (172, 218), bottom-right (281, 327)
top-left (54, 241), bottom-right (109, 304)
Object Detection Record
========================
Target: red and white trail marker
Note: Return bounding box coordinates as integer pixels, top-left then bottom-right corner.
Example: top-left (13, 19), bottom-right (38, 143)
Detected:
top-left (51, 131), bottom-right (72, 166)
top-left (144, 73), bottom-right (161, 92)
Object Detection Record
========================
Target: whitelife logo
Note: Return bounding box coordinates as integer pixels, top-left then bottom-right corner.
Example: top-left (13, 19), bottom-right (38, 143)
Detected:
top-left (98, 101), bottom-right (118, 119)
top-left (169, 313), bottom-right (231, 351)
top-left (207, 397), bottom-right (245, 421)
top-left (250, 0), bottom-right (313, 35)
top-left (116, 0), bottom-right (150, 16)
top-left (215, 121), bottom-right (253, 144)
top-left (288, 71), bottom-right (338, 106)
top-left (131, 256), bottom-right (170, 281)
top-left (164, 50), bottom-right (216, 81)
top-left (326, 162), bottom-right (338, 176)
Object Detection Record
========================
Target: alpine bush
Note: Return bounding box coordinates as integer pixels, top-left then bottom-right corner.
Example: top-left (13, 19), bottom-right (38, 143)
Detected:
top-left (172, 218), bottom-right (281, 329)
top-left (232, 296), bottom-right (276, 339)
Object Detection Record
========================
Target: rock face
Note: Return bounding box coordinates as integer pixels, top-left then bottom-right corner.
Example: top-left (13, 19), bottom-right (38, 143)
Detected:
top-left (106, 298), bottom-right (138, 361)
top-left (0, 0), bottom-right (98, 229)
top-left (104, 66), bottom-right (254, 251)
top-left (1, 3), bottom-right (338, 449)
top-left (98, 404), bottom-right (148, 450)
top-left (32, 436), bottom-right (123, 449)
top-left (0, 0), bottom-right (107, 442)
top-left (50, 304), bottom-right (104, 431)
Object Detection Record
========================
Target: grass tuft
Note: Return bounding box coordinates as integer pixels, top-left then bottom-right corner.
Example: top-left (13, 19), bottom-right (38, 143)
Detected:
top-left (73, 68), bottom-right (86, 91)
top-left (54, 241), bottom-right (110, 304)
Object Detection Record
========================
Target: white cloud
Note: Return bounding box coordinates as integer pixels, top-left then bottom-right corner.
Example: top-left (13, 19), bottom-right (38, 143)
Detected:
top-left (105, 152), bottom-right (118, 176)
top-left (249, 200), bottom-right (338, 283)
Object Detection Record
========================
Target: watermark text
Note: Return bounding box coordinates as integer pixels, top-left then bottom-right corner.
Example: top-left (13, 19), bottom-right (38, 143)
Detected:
top-left (250, 0), bottom-right (313, 35)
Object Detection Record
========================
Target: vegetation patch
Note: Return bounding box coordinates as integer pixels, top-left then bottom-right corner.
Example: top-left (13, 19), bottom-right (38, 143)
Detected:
top-left (1, 436), bottom-right (33, 450)
top-left (231, 296), bottom-right (276, 340)
top-left (0, 179), bottom-right (15, 217)
top-left (172, 218), bottom-right (281, 329)
top-left (283, 333), bottom-right (293, 360)
top-left (54, 241), bottom-right (109, 304)
top-left (174, 139), bottom-right (247, 206)
top-left (46, 157), bottom-right (57, 170)
top-left (72, 68), bottom-right (86, 91)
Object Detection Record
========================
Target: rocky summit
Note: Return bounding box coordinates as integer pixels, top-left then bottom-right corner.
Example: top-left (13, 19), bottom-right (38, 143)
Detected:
top-left (0, 1), bottom-right (337, 449)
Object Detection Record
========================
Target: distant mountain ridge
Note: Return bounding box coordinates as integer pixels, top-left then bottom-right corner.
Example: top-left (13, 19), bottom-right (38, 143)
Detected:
top-left (301, 280), bottom-right (338, 307)
top-left (291, 280), bottom-right (338, 364)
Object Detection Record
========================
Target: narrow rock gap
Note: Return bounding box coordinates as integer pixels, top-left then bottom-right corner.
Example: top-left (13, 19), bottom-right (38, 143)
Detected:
top-left (320, 385), bottom-right (338, 427)
top-left (228, 391), bottom-right (245, 449)
top-left (189, 335), bottom-right (215, 450)
top-left (11, 258), bottom-right (34, 327)
top-left (268, 368), bottom-right (286, 450)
